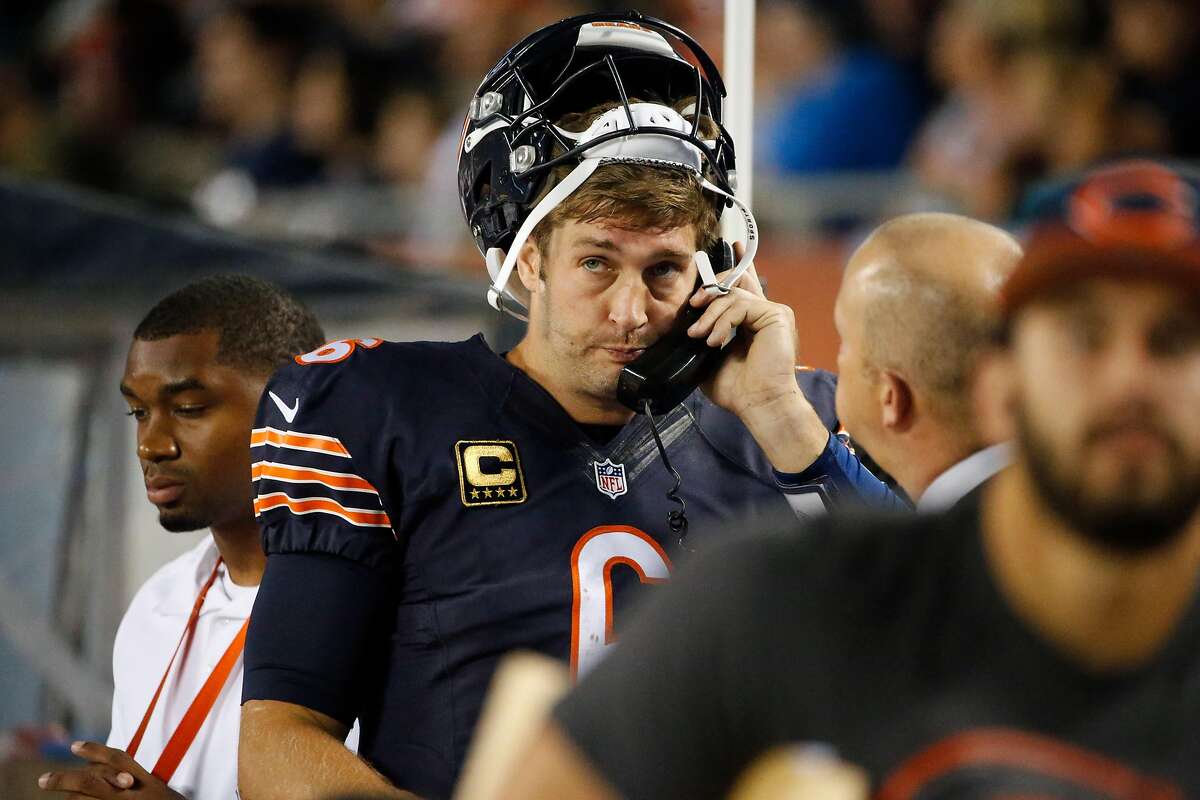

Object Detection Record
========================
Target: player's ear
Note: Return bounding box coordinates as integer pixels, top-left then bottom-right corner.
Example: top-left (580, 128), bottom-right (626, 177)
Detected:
top-left (516, 239), bottom-right (544, 295)
top-left (879, 370), bottom-right (914, 432)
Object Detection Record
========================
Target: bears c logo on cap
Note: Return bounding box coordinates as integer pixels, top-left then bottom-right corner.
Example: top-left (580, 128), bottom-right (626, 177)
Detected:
top-left (1067, 160), bottom-right (1198, 250)
top-left (1001, 159), bottom-right (1200, 317)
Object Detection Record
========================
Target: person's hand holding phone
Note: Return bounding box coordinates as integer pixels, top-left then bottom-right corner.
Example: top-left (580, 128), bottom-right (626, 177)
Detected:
top-left (690, 247), bottom-right (831, 472)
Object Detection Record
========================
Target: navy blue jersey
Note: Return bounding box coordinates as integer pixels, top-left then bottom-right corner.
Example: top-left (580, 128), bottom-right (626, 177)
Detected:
top-left (244, 334), bottom-right (890, 798)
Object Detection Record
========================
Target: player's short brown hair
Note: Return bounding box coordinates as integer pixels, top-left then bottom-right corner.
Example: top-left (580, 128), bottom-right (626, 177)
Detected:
top-left (529, 99), bottom-right (721, 259)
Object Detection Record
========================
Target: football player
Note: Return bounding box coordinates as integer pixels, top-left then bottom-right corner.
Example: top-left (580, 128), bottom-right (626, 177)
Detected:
top-left (238, 13), bottom-right (901, 800)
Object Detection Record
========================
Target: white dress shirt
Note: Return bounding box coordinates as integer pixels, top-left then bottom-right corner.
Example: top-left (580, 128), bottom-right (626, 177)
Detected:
top-left (107, 536), bottom-right (252, 799)
top-left (107, 535), bottom-right (359, 798)
top-left (916, 442), bottom-right (1011, 513)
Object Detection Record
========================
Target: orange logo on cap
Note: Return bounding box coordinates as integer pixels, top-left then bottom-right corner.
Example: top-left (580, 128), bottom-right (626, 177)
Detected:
top-left (588, 21), bottom-right (651, 31)
top-left (1067, 161), bottom-right (1197, 250)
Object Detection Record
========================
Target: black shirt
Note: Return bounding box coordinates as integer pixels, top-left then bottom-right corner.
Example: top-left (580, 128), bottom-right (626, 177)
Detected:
top-left (555, 496), bottom-right (1200, 799)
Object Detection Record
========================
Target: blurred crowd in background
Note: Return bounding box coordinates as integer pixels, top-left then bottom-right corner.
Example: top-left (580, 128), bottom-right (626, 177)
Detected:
top-left (1, 0), bottom-right (1198, 264)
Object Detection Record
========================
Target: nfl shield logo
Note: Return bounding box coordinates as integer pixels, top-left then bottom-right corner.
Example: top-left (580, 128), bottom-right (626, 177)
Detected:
top-left (593, 458), bottom-right (628, 500)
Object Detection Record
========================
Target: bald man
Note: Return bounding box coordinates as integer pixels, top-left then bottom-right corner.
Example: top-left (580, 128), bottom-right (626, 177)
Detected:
top-left (834, 213), bottom-right (1023, 509)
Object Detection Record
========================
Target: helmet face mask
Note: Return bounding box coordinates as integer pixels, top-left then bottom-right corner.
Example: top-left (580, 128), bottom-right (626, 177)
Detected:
top-left (458, 12), bottom-right (756, 320)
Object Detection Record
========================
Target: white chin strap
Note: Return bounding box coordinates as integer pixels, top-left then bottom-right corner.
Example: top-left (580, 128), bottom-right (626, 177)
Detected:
top-left (485, 103), bottom-right (759, 321)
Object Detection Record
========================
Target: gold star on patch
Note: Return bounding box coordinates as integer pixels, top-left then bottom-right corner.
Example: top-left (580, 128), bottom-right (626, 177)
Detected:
top-left (483, 488), bottom-right (493, 498)
top-left (508, 487), bottom-right (518, 497)
top-left (470, 489), bottom-right (480, 499)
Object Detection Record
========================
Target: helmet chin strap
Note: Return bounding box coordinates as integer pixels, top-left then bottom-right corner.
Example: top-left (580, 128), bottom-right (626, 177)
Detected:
top-left (694, 179), bottom-right (757, 294)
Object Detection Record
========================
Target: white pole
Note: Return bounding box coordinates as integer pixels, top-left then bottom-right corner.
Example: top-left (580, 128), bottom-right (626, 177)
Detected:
top-left (722, 0), bottom-right (755, 206)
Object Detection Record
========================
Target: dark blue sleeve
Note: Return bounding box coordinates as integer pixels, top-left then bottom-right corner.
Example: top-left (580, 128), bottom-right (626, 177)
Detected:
top-left (252, 347), bottom-right (399, 567)
top-left (774, 433), bottom-right (910, 512)
top-left (243, 552), bottom-right (395, 726)
top-left (245, 341), bottom-right (401, 723)
top-left (787, 369), bottom-right (908, 512)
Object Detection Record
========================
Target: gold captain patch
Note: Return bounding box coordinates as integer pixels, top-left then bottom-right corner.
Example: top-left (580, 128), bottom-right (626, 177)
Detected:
top-left (454, 440), bottom-right (527, 507)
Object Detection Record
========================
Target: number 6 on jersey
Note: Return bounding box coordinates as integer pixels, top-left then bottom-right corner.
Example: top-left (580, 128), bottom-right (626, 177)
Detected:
top-left (570, 525), bottom-right (672, 679)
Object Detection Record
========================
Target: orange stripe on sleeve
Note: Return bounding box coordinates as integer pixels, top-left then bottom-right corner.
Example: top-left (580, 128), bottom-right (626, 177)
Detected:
top-left (250, 427), bottom-right (351, 457)
top-left (254, 492), bottom-right (392, 528)
top-left (251, 462), bottom-right (379, 494)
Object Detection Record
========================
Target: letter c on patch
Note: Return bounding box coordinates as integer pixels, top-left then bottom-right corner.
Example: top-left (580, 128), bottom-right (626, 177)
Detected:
top-left (463, 444), bottom-right (516, 486)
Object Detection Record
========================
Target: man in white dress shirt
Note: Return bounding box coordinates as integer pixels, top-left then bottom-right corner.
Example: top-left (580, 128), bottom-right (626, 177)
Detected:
top-left (834, 213), bottom-right (1022, 510)
top-left (37, 275), bottom-right (325, 800)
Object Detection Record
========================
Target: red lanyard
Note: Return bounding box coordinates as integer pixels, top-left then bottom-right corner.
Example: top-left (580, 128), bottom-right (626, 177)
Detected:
top-left (125, 558), bottom-right (251, 783)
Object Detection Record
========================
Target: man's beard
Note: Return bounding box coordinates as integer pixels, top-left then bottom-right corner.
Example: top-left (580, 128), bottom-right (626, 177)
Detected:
top-left (1017, 404), bottom-right (1200, 554)
top-left (542, 307), bottom-right (649, 403)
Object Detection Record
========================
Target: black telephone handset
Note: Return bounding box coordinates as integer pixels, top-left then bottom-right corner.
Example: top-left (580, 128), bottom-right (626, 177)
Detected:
top-left (617, 241), bottom-right (735, 415)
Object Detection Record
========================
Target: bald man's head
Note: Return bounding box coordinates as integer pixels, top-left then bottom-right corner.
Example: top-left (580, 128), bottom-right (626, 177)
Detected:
top-left (835, 213), bottom-right (1022, 493)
